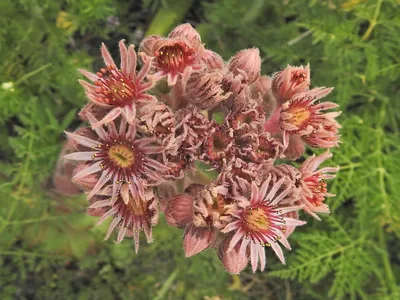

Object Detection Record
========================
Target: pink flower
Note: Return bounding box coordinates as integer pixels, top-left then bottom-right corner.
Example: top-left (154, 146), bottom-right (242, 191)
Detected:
top-left (79, 40), bottom-right (156, 127)
top-left (299, 151), bottom-right (338, 219)
top-left (272, 64), bottom-right (310, 104)
top-left (63, 114), bottom-right (169, 202)
top-left (139, 23), bottom-right (205, 86)
top-left (192, 183), bottom-right (230, 229)
top-left (222, 176), bottom-right (305, 272)
top-left (88, 184), bottom-right (158, 253)
top-left (264, 87), bottom-right (341, 152)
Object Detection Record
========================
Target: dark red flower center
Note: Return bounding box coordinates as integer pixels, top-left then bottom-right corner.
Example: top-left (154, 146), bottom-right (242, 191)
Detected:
top-left (94, 65), bottom-right (138, 107)
top-left (155, 41), bottom-right (195, 74)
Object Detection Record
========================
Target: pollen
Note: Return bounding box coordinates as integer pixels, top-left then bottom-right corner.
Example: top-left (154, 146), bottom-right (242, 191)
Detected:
top-left (244, 208), bottom-right (270, 231)
top-left (108, 144), bottom-right (135, 168)
top-left (288, 107), bottom-right (311, 127)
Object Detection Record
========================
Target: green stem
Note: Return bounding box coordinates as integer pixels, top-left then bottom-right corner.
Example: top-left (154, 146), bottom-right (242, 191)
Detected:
top-left (154, 267), bottom-right (179, 300)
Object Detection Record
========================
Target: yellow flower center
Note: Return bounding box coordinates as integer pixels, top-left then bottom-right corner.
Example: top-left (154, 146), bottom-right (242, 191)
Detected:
top-left (244, 208), bottom-right (270, 231)
top-left (288, 107), bottom-right (310, 127)
top-left (108, 145), bottom-right (135, 168)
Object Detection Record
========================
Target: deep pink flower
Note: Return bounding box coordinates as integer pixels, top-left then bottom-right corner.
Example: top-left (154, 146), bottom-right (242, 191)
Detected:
top-left (88, 184), bottom-right (158, 253)
top-left (139, 23), bottom-right (205, 86)
top-left (272, 64), bottom-right (310, 104)
top-left (79, 40), bottom-right (156, 127)
top-left (222, 176), bottom-right (305, 272)
top-left (299, 151), bottom-right (338, 219)
top-left (64, 114), bottom-right (168, 202)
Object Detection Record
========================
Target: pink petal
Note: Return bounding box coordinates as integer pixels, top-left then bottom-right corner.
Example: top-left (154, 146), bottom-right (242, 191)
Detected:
top-left (79, 69), bottom-right (99, 82)
top-left (101, 43), bottom-right (116, 67)
top-left (119, 40), bottom-right (128, 73)
top-left (65, 131), bottom-right (98, 148)
top-left (92, 107), bottom-right (122, 128)
top-left (73, 161), bottom-right (102, 180)
top-left (87, 171), bottom-right (111, 200)
top-left (63, 152), bottom-right (98, 161)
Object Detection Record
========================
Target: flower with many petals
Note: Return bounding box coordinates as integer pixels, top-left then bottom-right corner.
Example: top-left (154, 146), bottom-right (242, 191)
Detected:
top-left (139, 23), bottom-right (205, 86)
top-left (298, 151), bottom-right (338, 219)
top-left (88, 184), bottom-right (158, 253)
top-left (222, 176), bottom-right (305, 272)
top-left (264, 87), bottom-right (341, 155)
top-left (79, 40), bottom-right (156, 127)
top-left (64, 114), bottom-right (169, 202)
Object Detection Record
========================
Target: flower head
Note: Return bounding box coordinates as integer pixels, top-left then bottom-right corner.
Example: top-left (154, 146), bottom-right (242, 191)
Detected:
top-left (264, 87), bottom-right (341, 152)
top-left (299, 151), bottom-right (338, 219)
top-left (64, 114), bottom-right (169, 202)
top-left (88, 184), bottom-right (158, 253)
top-left (222, 176), bottom-right (305, 272)
top-left (79, 40), bottom-right (155, 127)
top-left (139, 23), bottom-right (205, 86)
top-left (272, 64), bottom-right (310, 104)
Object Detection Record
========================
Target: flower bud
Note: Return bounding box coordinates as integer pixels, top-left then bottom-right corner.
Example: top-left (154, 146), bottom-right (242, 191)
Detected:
top-left (228, 48), bottom-right (261, 84)
top-left (201, 49), bottom-right (225, 70)
top-left (218, 235), bottom-right (249, 274)
top-left (165, 194), bottom-right (194, 228)
top-left (72, 162), bottom-right (99, 191)
top-left (183, 223), bottom-right (217, 257)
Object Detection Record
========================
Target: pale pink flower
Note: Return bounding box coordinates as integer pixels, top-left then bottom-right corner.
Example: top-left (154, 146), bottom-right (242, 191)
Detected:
top-left (222, 176), bottom-right (305, 272)
top-left (264, 87), bottom-right (341, 151)
top-left (272, 64), bottom-right (310, 104)
top-left (88, 184), bottom-right (158, 253)
top-left (299, 151), bottom-right (338, 220)
top-left (79, 40), bottom-right (156, 127)
top-left (165, 194), bottom-right (194, 228)
top-left (192, 183), bottom-right (230, 229)
top-left (64, 113), bottom-right (168, 202)
top-left (175, 108), bottom-right (213, 153)
top-left (139, 23), bottom-right (205, 86)
top-left (228, 48), bottom-right (261, 84)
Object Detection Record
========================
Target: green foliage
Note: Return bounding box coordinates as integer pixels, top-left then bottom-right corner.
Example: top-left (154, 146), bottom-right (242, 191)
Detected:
top-left (1, 0), bottom-right (399, 299)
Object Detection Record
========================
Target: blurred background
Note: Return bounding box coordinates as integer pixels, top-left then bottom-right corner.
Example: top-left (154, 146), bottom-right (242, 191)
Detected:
top-left (0, 0), bottom-right (399, 299)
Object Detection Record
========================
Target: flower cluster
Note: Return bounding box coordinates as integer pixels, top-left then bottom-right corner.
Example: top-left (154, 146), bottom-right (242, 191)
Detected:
top-left (64, 24), bottom-right (340, 274)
